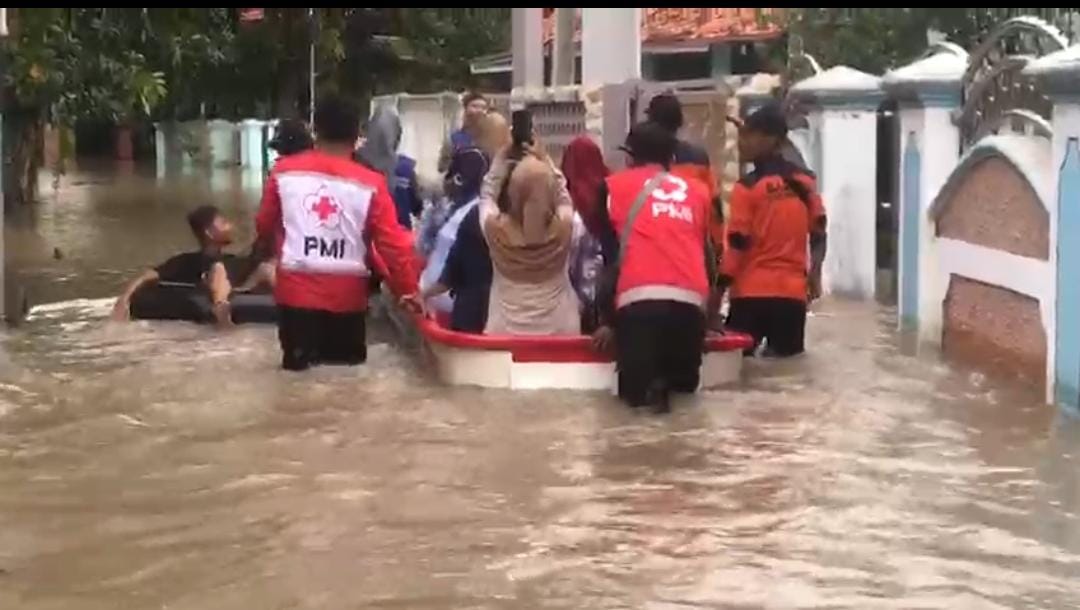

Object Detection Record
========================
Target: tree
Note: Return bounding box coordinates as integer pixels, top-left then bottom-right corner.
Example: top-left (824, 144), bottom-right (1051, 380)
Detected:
top-left (2, 8), bottom-right (173, 205)
top-left (785, 8), bottom-right (1073, 75)
top-left (1, 8), bottom-right (510, 207)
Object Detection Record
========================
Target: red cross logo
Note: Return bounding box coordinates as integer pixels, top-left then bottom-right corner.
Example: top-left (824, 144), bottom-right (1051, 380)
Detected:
top-left (312, 195), bottom-right (338, 221)
top-left (304, 187), bottom-right (341, 229)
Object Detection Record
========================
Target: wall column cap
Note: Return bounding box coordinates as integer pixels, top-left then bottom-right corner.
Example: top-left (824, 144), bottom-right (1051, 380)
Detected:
top-left (1024, 44), bottom-right (1080, 101)
top-left (884, 50), bottom-right (967, 108)
top-left (790, 65), bottom-right (884, 111)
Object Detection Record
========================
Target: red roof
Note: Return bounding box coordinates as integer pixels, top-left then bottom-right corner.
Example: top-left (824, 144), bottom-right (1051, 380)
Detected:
top-left (542, 8), bottom-right (785, 47)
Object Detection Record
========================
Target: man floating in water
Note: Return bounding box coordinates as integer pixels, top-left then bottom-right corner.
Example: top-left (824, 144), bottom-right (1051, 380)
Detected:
top-left (111, 205), bottom-right (274, 326)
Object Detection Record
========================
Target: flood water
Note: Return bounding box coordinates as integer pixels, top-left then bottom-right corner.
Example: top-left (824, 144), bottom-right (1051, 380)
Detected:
top-left (2, 166), bottom-right (1080, 609)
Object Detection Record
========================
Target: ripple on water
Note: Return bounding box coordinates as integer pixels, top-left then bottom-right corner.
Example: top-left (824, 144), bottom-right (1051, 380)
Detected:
top-left (0, 289), bottom-right (1078, 608)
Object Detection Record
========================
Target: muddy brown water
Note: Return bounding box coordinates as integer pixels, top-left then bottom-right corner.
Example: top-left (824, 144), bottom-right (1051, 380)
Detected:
top-left (1, 167), bottom-right (1079, 609)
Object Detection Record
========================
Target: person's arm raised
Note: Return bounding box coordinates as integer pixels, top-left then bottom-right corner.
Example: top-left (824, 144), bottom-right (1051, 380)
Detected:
top-left (478, 148), bottom-right (511, 226)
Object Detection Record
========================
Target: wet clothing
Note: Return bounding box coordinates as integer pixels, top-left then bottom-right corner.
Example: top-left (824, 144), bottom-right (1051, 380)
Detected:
top-left (600, 165), bottom-right (712, 311)
top-left (440, 206), bottom-right (492, 333)
top-left (256, 149), bottom-right (418, 315)
top-left (726, 297), bottom-right (807, 357)
top-left (155, 252), bottom-right (246, 286)
top-left (616, 300), bottom-right (705, 407)
top-left (392, 155), bottom-right (423, 229)
top-left (720, 156), bottom-right (826, 302)
top-left (278, 306), bottom-right (367, 371)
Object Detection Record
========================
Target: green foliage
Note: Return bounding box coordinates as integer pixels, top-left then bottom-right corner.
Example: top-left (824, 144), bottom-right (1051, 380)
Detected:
top-left (3, 7), bottom-right (510, 124)
top-left (4, 9), bottom-right (172, 124)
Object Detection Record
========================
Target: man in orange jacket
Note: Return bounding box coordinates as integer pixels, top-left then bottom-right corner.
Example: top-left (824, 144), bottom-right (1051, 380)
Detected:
top-left (721, 103), bottom-right (827, 357)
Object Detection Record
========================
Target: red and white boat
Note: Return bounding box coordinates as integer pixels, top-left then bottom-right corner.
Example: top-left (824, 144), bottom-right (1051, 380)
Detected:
top-left (384, 294), bottom-right (753, 391)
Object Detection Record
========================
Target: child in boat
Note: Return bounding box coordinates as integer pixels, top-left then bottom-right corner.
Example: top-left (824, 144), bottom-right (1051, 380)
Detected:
top-left (111, 205), bottom-right (275, 326)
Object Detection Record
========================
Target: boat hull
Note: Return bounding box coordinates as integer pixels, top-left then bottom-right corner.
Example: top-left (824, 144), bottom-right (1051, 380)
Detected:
top-left (383, 289), bottom-right (752, 391)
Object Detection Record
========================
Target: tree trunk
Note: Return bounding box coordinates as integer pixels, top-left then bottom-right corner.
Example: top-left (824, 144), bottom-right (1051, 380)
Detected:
top-left (114, 123), bottom-right (134, 161)
top-left (276, 67), bottom-right (300, 119)
top-left (3, 107), bottom-right (45, 209)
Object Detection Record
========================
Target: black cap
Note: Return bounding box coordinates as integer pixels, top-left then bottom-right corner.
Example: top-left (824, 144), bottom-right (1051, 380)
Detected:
top-left (742, 103), bottom-right (788, 139)
top-left (619, 121), bottom-right (676, 165)
top-left (269, 119), bottom-right (314, 155)
top-left (645, 92), bottom-right (683, 132)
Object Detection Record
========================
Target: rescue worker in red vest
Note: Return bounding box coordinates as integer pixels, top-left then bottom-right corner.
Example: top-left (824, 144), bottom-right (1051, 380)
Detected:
top-left (256, 95), bottom-right (421, 371)
top-left (592, 121), bottom-right (716, 412)
top-left (721, 103), bottom-right (827, 357)
top-left (646, 93), bottom-right (724, 275)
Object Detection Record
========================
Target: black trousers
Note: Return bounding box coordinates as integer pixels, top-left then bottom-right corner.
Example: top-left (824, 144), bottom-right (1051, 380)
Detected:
top-left (277, 306), bottom-right (367, 371)
top-left (726, 297), bottom-right (807, 357)
top-left (615, 300), bottom-right (705, 407)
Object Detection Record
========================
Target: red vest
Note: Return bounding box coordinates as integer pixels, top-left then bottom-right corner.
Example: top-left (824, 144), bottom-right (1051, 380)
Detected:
top-left (606, 165), bottom-right (710, 309)
top-left (256, 150), bottom-right (419, 313)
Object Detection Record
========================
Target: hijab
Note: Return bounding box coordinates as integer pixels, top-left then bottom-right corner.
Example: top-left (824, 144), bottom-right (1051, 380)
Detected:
top-left (444, 147), bottom-right (489, 208)
top-left (476, 112), bottom-right (511, 158)
top-left (356, 105), bottom-right (402, 186)
top-left (484, 156), bottom-right (573, 283)
top-left (561, 136), bottom-right (609, 236)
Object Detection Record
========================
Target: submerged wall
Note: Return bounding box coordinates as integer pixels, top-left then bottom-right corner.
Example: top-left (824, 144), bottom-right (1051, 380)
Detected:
top-left (927, 135), bottom-right (1056, 392)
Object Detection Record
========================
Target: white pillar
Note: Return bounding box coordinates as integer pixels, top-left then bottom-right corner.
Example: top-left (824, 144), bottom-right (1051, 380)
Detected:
top-left (553, 8), bottom-right (576, 86)
top-left (582, 8), bottom-right (641, 88)
top-left (154, 122), bottom-right (167, 177)
top-left (791, 66), bottom-right (885, 299)
top-left (512, 8), bottom-right (543, 92)
top-left (207, 120), bottom-right (239, 167)
top-left (265, 120), bottom-right (280, 168)
top-left (883, 50), bottom-right (966, 340)
top-left (239, 119), bottom-right (266, 173)
top-left (1026, 45), bottom-right (1080, 407)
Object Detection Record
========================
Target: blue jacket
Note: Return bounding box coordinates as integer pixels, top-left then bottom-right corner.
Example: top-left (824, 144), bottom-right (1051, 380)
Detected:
top-left (392, 155), bottom-right (422, 229)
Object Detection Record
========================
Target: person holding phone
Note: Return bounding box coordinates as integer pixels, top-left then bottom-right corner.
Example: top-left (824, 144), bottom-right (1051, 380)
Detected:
top-left (477, 112), bottom-right (581, 336)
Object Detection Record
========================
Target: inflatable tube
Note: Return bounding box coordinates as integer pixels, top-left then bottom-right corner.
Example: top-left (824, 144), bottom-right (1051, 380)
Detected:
top-left (129, 282), bottom-right (277, 324)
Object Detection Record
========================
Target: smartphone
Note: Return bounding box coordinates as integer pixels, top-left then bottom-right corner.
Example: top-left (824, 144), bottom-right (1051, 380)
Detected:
top-left (511, 109), bottom-right (533, 148)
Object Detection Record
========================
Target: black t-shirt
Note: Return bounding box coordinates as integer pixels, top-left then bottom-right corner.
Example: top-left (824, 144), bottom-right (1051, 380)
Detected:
top-left (154, 252), bottom-right (246, 286)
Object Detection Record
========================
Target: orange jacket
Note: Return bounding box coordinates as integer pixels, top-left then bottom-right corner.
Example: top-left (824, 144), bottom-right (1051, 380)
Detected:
top-left (720, 157), bottom-right (826, 301)
top-left (670, 140), bottom-right (723, 277)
